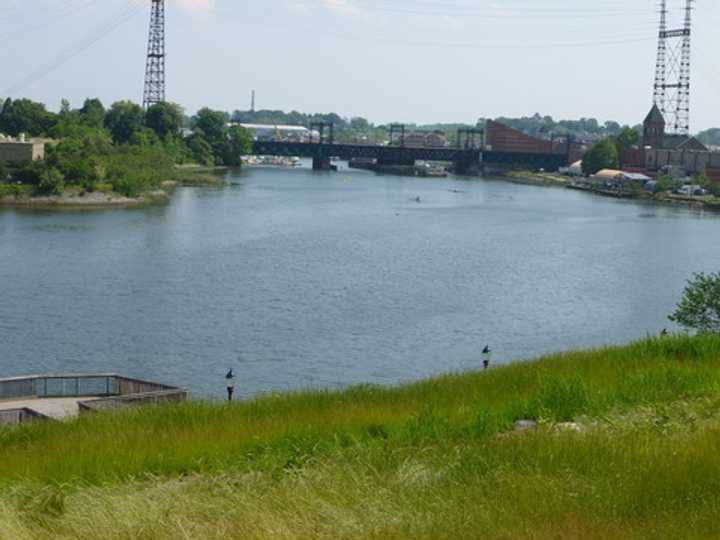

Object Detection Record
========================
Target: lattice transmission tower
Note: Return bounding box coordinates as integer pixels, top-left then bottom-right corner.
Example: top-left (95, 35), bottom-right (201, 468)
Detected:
top-left (653, 0), bottom-right (694, 135)
top-left (143, 0), bottom-right (166, 109)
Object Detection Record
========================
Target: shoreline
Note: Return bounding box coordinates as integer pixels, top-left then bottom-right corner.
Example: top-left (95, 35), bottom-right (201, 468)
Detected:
top-left (0, 167), bottom-right (232, 210)
top-left (500, 170), bottom-right (720, 212)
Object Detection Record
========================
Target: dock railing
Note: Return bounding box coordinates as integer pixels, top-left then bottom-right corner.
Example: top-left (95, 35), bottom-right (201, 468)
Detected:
top-left (0, 374), bottom-right (187, 423)
top-left (0, 374), bottom-right (180, 401)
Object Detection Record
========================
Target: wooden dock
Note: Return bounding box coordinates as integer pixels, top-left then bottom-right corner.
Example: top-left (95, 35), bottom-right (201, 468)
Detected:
top-left (0, 374), bottom-right (188, 425)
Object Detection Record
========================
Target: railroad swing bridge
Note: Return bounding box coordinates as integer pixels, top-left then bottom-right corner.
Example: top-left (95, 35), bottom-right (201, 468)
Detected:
top-left (249, 122), bottom-right (571, 174)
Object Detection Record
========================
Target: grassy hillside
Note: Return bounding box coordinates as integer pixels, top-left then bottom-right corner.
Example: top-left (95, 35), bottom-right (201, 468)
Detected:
top-left (3, 335), bottom-right (720, 539)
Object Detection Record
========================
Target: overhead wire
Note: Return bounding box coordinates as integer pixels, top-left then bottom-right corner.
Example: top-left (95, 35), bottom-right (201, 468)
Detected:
top-left (1, 1), bottom-right (145, 97)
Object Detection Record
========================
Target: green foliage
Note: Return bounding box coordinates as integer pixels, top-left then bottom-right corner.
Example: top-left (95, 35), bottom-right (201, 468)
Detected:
top-left (0, 98), bottom-right (56, 137)
top-left (12, 161), bottom-right (46, 185)
top-left (615, 126), bottom-right (640, 151)
top-left (128, 126), bottom-right (161, 147)
top-left (222, 125), bottom-right (253, 166)
top-left (36, 167), bottom-right (64, 195)
top-left (145, 102), bottom-right (183, 139)
top-left (187, 132), bottom-right (215, 166)
top-left (656, 173), bottom-right (680, 193)
top-left (105, 145), bottom-right (174, 197)
top-left (162, 136), bottom-right (192, 165)
top-left (528, 377), bottom-right (590, 421)
top-left (0, 182), bottom-right (32, 197)
top-left (79, 98), bottom-right (105, 129)
top-left (692, 172), bottom-right (709, 188)
top-left (582, 138), bottom-right (619, 175)
top-left (194, 108), bottom-right (228, 148)
top-left (104, 100), bottom-right (145, 144)
top-left (670, 272), bottom-right (720, 333)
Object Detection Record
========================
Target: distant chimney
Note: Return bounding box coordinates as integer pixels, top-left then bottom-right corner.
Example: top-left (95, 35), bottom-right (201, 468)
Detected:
top-left (251, 90), bottom-right (255, 113)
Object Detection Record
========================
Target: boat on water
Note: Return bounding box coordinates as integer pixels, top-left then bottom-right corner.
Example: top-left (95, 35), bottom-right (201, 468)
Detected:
top-left (242, 156), bottom-right (301, 168)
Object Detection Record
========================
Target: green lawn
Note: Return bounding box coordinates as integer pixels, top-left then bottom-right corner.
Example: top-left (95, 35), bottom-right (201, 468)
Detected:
top-left (3, 334), bottom-right (720, 539)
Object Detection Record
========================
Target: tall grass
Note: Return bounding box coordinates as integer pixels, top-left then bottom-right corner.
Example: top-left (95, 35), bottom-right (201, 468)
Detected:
top-left (3, 334), bottom-right (720, 538)
top-left (2, 334), bottom-right (720, 486)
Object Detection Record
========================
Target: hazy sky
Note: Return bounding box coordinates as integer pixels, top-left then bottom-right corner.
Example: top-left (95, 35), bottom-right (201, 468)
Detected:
top-left (3, 0), bottom-right (720, 130)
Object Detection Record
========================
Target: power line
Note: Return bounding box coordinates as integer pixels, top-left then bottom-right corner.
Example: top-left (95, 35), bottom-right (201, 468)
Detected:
top-left (0, 0), bottom-right (101, 40)
top-left (208, 8), bottom-right (656, 50)
top-left (1, 2), bottom-right (144, 97)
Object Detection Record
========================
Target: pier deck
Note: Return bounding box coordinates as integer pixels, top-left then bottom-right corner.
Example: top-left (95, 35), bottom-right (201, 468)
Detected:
top-left (0, 374), bottom-right (188, 425)
top-left (0, 397), bottom-right (100, 419)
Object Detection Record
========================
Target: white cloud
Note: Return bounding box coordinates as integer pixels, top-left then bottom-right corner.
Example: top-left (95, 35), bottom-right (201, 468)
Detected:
top-left (175, 0), bottom-right (215, 12)
top-left (322, 0), bottom-right (361, 17)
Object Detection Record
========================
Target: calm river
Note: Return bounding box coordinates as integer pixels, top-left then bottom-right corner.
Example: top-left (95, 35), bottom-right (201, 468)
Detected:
top-left (2, 166), bottom-right (720, 397)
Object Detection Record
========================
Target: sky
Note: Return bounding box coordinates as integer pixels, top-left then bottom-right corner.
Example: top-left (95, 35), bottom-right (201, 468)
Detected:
top-left (3, 0), bottom-right (720, 131)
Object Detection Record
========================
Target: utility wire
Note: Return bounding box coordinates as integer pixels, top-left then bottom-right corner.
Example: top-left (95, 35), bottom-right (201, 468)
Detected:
top-left (1, 2), bottom-right (144, 97)
top-left (209, 8), bottom-right (656, 50)
top-left (0, 0), bottom-right (101, 39)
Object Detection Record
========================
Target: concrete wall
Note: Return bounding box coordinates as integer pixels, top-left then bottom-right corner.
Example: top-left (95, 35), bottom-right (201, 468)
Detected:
top-left (0, 142), bottom-right (45, 163)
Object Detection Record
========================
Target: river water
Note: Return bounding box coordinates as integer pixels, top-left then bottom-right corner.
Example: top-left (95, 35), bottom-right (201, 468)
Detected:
top-left (2, 166), bottom-right (720, 398)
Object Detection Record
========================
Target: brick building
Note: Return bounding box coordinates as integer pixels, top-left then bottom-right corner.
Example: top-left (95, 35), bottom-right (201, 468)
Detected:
top-left (485, 120), bottom-right (554, 154)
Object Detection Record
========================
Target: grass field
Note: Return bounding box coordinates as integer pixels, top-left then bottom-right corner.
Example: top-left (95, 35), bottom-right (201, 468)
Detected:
top-left (3, 334), bottom-right (720, 539)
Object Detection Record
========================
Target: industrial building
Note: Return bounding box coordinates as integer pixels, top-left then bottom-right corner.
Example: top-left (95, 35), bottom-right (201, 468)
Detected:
top-left (0, 138), bottom-right (45, 163)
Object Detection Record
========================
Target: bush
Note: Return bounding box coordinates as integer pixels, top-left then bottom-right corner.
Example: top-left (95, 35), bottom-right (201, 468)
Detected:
top-left (12, 161), bottom-right (46, 185)
top-left (36, 167), bottom-right (65, 195)
top-left (670, 272), bottom-right (720, 333)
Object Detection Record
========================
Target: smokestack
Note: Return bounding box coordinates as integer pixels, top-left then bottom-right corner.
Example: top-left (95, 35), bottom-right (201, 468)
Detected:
top-left (251, 90), bottom-right (255, 113)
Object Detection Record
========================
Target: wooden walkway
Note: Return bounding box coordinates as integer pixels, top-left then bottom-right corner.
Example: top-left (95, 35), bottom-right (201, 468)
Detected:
top-left (0, 397), bottom-right (100, 420)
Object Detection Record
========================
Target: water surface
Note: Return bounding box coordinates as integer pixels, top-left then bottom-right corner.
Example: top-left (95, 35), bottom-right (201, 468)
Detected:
top-left (2, 166), bottom-right (718, 397)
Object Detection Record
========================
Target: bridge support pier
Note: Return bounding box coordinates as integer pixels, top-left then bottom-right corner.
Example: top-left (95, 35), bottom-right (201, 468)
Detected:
top-left (312, 156), bottom-right (332, 170)
top-left (453, 153), bottom-right (482, 176)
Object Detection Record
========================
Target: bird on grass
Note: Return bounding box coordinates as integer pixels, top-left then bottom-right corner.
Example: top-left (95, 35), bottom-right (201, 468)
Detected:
top-left (226, 369), bottom-right (234, 380)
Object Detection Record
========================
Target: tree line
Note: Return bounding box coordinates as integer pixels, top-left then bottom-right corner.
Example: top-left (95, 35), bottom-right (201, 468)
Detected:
top-left (0, 98), bottom-right (252, 197)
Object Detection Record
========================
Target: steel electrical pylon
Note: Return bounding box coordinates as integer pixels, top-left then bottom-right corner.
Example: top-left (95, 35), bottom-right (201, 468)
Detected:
top-left (143, 0), bottom-right (165, 109)
top-left (653, 0), bottom-right (694, 135)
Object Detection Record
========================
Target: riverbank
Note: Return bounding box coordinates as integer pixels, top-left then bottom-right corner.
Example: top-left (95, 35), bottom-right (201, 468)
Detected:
top-left (0, 167), bottom-right (231, 209)
top-left (3, 334), bottom-right (720, 538)
top-left (502, 170), bottom-right (720, 212)
top-left (500, 170), bottom-right (571, 187)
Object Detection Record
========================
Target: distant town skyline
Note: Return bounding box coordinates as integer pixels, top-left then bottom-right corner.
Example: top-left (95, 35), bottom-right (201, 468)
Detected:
top-left (4, 0), bottom-right (720, 131)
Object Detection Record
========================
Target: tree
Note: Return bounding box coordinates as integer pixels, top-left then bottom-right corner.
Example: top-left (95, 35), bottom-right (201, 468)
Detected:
top-left (615, 126), bottom-right (640, 168)
top-left (670, 272), bottom-right (720, 333)
top-left (193, 108), bottom-right (228, 150)
top-left (221, 125), bottom-right (253, 166)
top-left (692, 172), bottom-right (709, 189)
top-left (0, 98), bottom-right (56, 137)
top-left (128, 127), bottom-right (161, 147)
top-left (187, 132), bottom-right (215, 166)
top-left (104, 100), bottom-right (145, 144)
top-left (145, 102), bottom-right (183, 139)
top-left (582, 138), bottom-right (619, 175)
top-left (604, 120), bottom-right (621, 136)
top-left (656, 173), bottom-right (680, 193)
top-left (615, 127), bottom-right (639, 152)
top-left (80, 98), bottom-right (105, 129)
